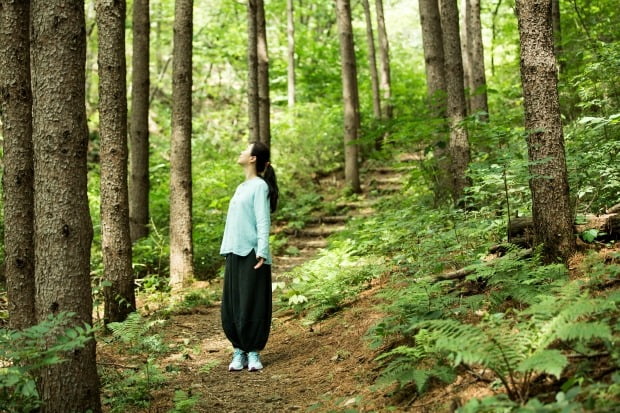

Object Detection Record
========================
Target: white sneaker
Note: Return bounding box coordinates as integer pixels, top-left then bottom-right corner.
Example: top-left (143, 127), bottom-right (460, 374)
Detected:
top-left (247, 351), bottom-right (263, 371)
top-left (228, 349), bottom-right (247, 371)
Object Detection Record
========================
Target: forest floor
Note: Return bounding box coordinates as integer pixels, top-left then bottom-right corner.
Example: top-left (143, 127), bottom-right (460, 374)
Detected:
top-left (99, 155), bottom-right (473, 413)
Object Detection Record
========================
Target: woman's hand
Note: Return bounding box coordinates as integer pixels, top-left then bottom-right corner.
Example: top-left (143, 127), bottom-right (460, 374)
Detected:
top-left (254, 257), bottom-right (265, 269)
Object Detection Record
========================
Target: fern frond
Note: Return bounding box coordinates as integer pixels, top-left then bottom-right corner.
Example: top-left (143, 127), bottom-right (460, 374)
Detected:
top-left (516, 349), bottom-right (568, 379)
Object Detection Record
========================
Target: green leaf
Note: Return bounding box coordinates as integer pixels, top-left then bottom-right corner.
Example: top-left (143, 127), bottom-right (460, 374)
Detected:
top-left (516, 349), bottom-right (568, 379)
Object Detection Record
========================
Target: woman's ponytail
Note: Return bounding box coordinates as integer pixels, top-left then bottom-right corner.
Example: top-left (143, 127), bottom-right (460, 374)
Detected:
top-left (251, 142), bottom-right (279, 213)
top-left (263, 164), bottom-right (278, 213)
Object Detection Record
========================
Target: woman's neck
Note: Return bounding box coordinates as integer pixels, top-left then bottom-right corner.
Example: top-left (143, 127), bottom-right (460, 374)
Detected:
top-left (244, 165), bottom-right (258, 181)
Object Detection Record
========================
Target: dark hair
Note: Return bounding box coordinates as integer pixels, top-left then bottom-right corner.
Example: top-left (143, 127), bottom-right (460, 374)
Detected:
top-left (251, 141), bottom-right (279, 213)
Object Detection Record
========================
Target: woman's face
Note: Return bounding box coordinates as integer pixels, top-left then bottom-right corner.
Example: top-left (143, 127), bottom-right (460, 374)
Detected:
top-left (237, 144), bottom-right (255, 166)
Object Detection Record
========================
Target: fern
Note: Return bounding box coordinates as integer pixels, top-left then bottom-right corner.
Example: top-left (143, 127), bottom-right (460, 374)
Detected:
top-left (107, 312), bottom-right (166, 353)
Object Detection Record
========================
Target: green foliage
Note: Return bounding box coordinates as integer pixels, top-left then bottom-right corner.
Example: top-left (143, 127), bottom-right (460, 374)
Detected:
top-left (280, 240), bottom-right (383, 322)
top-left (0, 312), bottom-right (96, 412)
top-left (107, 312), bottom-right (167, 354)
top-left (169, 390), bottom-right (200, 413)
top-left (101, 360), bottom-right (167, 412)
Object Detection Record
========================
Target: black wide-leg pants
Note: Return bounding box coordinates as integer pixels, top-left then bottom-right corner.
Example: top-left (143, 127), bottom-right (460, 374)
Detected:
top-left (221, 251), bottom-right (272, 352)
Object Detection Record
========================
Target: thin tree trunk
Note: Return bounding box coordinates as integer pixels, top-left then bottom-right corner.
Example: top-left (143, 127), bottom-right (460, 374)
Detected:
top-left (466, 0), bottom-right (489, 120)
top-left (129, 0), bottom-right (150, 241)
top-left (516, 0), bottom-right (575, 263)
top-left (31, 0), bottom-right (101, 410)
top-left (247, 0), bottom-right (259, 143)
top-left (336, 0), bottom-right (361, 193)
top-left (460, 0), bottom-right (472, 114)
top-left (374, 0), bottom-right (392, 119)
top-left (0, 0), bottom-right (36, 331)
top-left (362, 0), bottom-right (381, 119)
top-left (419, 0), bottom-right (447, 116)
top-left (419, 0), bottom-right (451, 203)
top-left (257, 0), bottom-right (271, 147)
top-left (170, 0), bottom-right (194, 289)
top-left (440, 0), bottom-right (471, 203)
top-left (287, 0), bottom-right (296, 108)
top-left (96, 0), bottom-right (136, 324)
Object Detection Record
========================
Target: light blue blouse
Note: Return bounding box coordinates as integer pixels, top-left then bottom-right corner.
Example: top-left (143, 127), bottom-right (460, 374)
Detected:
top-left (220, 177), bottom-right (272, 265)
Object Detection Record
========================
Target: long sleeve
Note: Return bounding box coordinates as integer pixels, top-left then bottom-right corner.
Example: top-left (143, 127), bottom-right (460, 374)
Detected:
top-left (254, 181), bottom-right (271, 260)
top-left (220, 177), bottom-right (272, 264)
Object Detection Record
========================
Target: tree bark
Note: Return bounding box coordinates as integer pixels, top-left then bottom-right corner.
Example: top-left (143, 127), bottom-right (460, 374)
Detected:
top-left (362, 0), bottom-right (381, 119)
top-left (247, 0), bottom-right (259, 143)
top-left (287, 0), bottom-right (296, 108)
top-left (0, 0), bottom-right (36, 331)
top-left (257, 0), bottom-right (271, 147)
top-left (375, 0), bottom-right (392, 119)
top-left (460, 0), bottom-right (472, 115)
top-left (96, 0), bottom-right (136, 324)
top-left (170, 0), bottom-right (194, 289)
top-left (466, 0), bottom-right (489, 120)
top-left (440, 0), bottom-right (471, 203)
top-left (418, 0), bottom-right (446, 116)
top-left (516, 0), bottom-right (575, 263)
top-left (31, 0), bottom-right (101, 410)
top-left (336, 0), bottom-right (361, 193)
top-left (129, 0), bottom-right (150, 242)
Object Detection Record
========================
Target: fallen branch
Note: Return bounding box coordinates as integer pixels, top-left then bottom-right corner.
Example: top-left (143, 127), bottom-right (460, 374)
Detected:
top-left (434, 248), bottom-right (532, 282)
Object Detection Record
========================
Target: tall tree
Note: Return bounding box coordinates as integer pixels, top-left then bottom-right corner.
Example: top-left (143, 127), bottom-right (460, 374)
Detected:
top-left (374, 0), bottom-right (393, 119)
top-left (440, 0), bottom-right (471, 202)
top-left (31, 0), bottom-right (101, 410)
top-left (466, 0), bottom-right (489, 120)
top-left (286, 0), bottom-right (296, 108)
top-left (419, 0), bottom-right (447, 116)
top-left (170, 0), bottom-right (194, 289)
top-left (460, 0), bottom-right (472, 114)
top-left (96, 0), bottom-right (136, 324)
top-left (336, 0), bottom-right (361, 193)
top-left (362, 0), bottom-right (382, 119)
top-left (257, 0), bottom-right (271, 146)
top-left (247, 0), bottom-right (259, 142)
top-left (129, 0), bottom-right (150, 242)
top-left (0, 0), bottom-right (36, 331)
top-left (516, 0), bottom-right (575, 263)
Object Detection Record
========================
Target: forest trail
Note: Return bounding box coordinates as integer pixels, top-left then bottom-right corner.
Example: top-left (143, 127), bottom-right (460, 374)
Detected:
top-left (99, 157), bottom-right (421, 413)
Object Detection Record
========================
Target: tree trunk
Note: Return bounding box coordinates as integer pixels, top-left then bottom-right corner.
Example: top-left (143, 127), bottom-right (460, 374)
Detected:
top-left (257, 0), bottom-right (271, 147)
top-left (287, 0), bottom-right (296, 108)
top-left (129, 0), bottom-right (150, 242)
top-left (362, 0), bottom-right (381, 119)
top-left (247, 0), bottom-right (259, 143)
top-left (96, 0), bottom-right (136, 324)
top-left (440, 0), bottom-right (471, 203)
top-left (508, 214), bottom-right (620, 243)
top-left (170, 0), bottom-right (194, 289)
top-left (336, 0), bottom-right (361, 193)
top-left (375, 0), bottom-right (392, 119)
top-left (516, 0), bottom-right (575, 263)
top-left (418, 0), bottom-right (446, 116)
top-left (466, 0), bottom-right (489, 120)
top-left (31, 1), bottom-right (101, 410)
top-left (460, 0), bottom-right (472, 114)
top-left (0, 0), bottom-right (36, 331)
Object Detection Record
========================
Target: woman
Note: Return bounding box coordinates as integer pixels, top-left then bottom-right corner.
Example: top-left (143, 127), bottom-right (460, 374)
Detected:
top-left (220, 141), bottom-right (279, 372)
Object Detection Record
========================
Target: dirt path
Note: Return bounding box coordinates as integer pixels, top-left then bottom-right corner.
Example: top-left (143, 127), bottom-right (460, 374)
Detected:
top-left (99, 160), bottom-right (415, 412)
